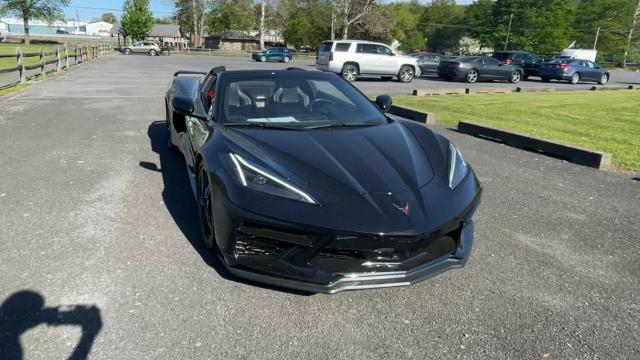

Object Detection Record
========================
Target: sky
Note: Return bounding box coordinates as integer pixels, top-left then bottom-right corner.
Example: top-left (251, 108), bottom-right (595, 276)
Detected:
top-left (63, 0), bottom-right (475, 22)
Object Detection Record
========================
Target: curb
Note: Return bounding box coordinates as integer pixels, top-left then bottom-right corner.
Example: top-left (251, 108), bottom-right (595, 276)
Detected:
top-left (457, 121), bottom-right (612, 169)
top-left (388, 105), bottom-right (436, 125)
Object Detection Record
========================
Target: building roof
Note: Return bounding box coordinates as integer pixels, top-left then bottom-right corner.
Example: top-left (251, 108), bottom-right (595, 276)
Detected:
top-left (205, 31), bottom-right (258, 41)
top-left (110, 23), bottom-right (181, 38)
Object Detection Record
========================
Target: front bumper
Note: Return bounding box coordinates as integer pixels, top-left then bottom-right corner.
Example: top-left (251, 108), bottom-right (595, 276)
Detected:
top-left (215, 189), bottom-right (481, 294)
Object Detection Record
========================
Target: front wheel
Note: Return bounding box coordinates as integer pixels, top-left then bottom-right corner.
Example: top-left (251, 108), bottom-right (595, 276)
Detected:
top-left (598, 73), bottom-right (609, 85)
top-left (123, 48), bottom-right (132, 55)
top-left (398, 65), bottom-right (415, 83)
top-left (509, 70), bottom-right (522, 84)
top-left (260, 56), bottom-right (267, 62)
top-left (283, 56), bottom-right (290, 63)
top-left (341, 64), bottom-right (359, 82)
top-left (465, 69), bottom-right (479, 83)
top-left (149, 49), bottom-right (158, 56)
top-left (197, 164), bottom-right (216, 251)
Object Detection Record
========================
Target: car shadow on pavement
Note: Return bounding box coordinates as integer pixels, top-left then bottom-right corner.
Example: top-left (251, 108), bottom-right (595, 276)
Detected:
top-left (144, 121), bottom-right (314, 296)
top-left (0, 290), bottom-right (102, 360)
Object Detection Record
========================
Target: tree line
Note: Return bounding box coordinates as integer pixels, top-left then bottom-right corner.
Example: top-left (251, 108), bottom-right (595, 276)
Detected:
top-left (176, 0), bottom-right (639, 66)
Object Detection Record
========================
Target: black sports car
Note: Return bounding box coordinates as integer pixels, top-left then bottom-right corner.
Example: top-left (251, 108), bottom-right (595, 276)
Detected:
top-left (165, 67), bottom-right (482, 293)
top-left (438, 56), bottom-right (524, 84)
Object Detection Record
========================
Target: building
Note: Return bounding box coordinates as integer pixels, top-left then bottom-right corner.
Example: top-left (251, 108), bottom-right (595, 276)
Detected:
top-left (204, 32), bottom-right (259, 51)
top-left (0, 20), bottom-right (8, 33)
top-left (82, 21), bottom-right (113, 37)
top-left (248, 29), bottom-right (284, 46)
top-left (0, 17), bottom-right (83, 35)
top-left (110, 23), bottom-right (185, 49)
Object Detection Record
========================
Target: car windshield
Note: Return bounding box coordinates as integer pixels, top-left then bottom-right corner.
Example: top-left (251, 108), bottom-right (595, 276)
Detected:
top-left (219, 74), bottom-right (387, 129)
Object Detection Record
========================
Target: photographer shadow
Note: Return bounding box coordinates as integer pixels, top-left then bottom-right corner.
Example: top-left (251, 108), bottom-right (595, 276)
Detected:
top-left (0, 290), bottom-right (102, 360)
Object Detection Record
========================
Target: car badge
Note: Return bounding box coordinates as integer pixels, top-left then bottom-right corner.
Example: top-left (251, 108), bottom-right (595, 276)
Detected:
top-left (393, 202), bottom-right (410, 216)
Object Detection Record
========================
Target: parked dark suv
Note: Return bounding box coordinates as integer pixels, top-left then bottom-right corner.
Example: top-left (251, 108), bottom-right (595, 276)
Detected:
top-left (492, 51), bottom-right (542, 80)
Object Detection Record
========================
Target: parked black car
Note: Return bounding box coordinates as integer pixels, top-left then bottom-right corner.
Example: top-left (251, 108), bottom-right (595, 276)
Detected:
top-left (492, 51), bottom-right (543, 79)
top-left (411, 53), bottom-right (449, 76)
top-left (539, 59), bottom-right (610, 85)
top-left (165, 66), bottom-right (482, 293)
top-left (438, 56), bottom-right (523, 83)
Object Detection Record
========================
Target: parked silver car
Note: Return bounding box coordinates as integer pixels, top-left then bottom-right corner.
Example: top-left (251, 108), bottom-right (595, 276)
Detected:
top-left (316, 40), bottom-right (421, 83)
top-left (122, 41), bottom-right (161, 56)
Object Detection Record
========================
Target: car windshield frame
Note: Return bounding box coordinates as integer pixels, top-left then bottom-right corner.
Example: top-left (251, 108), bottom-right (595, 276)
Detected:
top-left (215, 71), bottom-right (388, 130)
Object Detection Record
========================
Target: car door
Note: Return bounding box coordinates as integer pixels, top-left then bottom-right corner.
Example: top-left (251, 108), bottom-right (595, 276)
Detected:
top-left (418, 54), bottom-right (440, 74)
top-left (374, 45), bottom-right (397, 74)
top-left (355, 43), bottom-right (378, 74)
top-left (583, 61), bottom-right (599, 81)
top-left (268, 48), bottom-right (281, 61)
top-left (131, 42), bottom-right (143, 53)
top-left (481, 57), bottom-right (502, 79)
top-left (183, 73), bottom-right (217, 169)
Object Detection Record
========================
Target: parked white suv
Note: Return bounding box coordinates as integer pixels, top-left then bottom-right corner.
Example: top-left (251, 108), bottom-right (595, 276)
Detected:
top-left (316, 40), bottom-right (421, 82)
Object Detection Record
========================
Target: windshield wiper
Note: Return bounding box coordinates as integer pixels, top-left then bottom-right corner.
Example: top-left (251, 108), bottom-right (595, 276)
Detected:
top-left (305, 123), bottom-right (377, 130)
top-left (224, 122), bottom-right (301, 130)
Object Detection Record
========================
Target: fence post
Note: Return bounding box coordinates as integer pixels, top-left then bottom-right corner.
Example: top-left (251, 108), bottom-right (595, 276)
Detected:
top-left (16, 47), bottom-right (26, 84)
top-left (40, 48), bottom-right (45, 76)
top-left (65, 44), bottom-right (69, 70)
top-left (75, 45), bottom-right (79, 64)
top-left (208, 48), bottom-right (211, 56)
top-left (55, 47), bottom-right (61, 72)
top-left (187, 46), bottom-right (190, 54)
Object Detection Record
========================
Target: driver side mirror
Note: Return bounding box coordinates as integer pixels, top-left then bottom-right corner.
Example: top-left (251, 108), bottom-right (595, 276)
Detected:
top-left (172, 96), bottom-right (194, 116)
top-left (375, 94), bottom-right (392, 113)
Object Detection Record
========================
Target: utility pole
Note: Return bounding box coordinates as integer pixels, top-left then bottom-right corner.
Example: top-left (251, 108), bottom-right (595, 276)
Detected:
top-left (76, 9), bottom-right (80, 35)
top-left (330, 12), bottom-right (335, 40)
top-left (504, 13), bottom-right (513, 51)
top-left (593, 26), bottom-right (600, 50)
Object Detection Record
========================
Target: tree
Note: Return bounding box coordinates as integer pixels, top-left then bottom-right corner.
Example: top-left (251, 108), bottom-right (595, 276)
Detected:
top-left (420, 0), bottom-right (465, 52)
top-left (206, 0), bottom-right (254, 33)
top-left (492, 0), bottom-right (573, 55)
top-left (154, 16), bottom-right (174, 24)
top-left (101, 12), bottom-right (117, 24)
top-left (121, 0), bottom-right (154, 41)
top-left (0, 0), bottom-right (69, 45)
top-left (386, 0), bottom-right (422, 46)
top-left (283, 13), bottom-right (311, 48)
top-left (572, 0), bottom-right (629, 62)
top-left (463, 0), bottom-right (494, 50)
top-left (335, 0), bottom-right (374, 39)
top-left (399, 30), bottom-right (425, 52)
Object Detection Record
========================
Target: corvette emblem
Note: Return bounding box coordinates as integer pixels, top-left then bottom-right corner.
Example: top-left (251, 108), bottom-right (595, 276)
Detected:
top-left (393, 202), bottom-right (410, 216)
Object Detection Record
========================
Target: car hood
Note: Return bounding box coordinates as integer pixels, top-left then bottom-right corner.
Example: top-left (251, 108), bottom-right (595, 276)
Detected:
top-left (222, 121), bottom-right (435, 196)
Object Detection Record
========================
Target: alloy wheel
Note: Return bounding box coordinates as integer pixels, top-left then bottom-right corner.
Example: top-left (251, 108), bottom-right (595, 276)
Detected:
top-left (600, 74), bottom-right (609, 85)
top-left (467, 70), bottom-right (478, 83)
top-left (511, 71), bottom-right (521, 83)
top-left (283, 56), bottom-right (290, 63)
top-left (399, 66), bottom-right (414, 83)
top-left (342, 65), bottom-right (358, 82)
top-left (571, 73), bottom-right (580, 84)
top-left (260, 56), bottom-right (267, 62)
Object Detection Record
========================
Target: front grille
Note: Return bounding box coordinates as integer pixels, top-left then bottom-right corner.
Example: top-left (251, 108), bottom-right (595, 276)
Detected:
top-left (234, 230), bottom-right (296, 257)
top-left (309, 227), bottom-right (461, 274)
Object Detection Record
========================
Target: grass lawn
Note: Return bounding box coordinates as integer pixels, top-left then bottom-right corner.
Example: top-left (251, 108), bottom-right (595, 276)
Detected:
top-left (393, 91), bottom-right (640, 171)
top-left (0, 43), bottom-right (63, 70)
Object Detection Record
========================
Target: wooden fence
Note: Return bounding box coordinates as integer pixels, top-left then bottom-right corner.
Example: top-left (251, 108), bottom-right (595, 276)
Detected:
top-left (0, 44), bottom-right (112, 90)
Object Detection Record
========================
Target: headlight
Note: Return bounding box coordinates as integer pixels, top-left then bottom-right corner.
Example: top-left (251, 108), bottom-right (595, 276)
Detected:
top-left (448, 143), bottom-right (468, 189)
top-left (229, 153), bottom-right (318, 205)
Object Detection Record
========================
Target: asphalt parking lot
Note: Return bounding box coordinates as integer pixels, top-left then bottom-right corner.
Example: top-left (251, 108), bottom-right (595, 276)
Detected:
top-left (1, 54), bottom-right (639, 359)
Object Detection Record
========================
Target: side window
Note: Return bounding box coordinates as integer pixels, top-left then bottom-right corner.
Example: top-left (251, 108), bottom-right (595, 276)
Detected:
top-left (376, 45), bottom-right (393, 55)
top-left (334, 43), bottom-right (351, 52)
top-left (431, 55), bottom-right (440, 62)
top-left (586, 61), bottom-right (595, 68)
top-left (484, 58), bottom-right (500, 66)
top-left (513, 54), bottom-right (526, 61)
top-left (530, 54), bottom-right (540, 62)
top-left (356, 44), bottom-right (377, 54)
top-left (200, 74), bottom-right (217, 109)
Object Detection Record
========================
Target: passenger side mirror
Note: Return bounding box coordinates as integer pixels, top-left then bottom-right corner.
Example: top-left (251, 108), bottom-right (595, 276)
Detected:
top-left (172, 96), bottom-right (194, 116)
top-left (375, 94), bottom-right (392, 113)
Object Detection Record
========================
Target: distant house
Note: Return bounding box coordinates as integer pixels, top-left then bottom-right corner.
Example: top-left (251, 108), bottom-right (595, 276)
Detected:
top-left (204, 32), bottom-right (259, 51)
top-left (82, 21), bottom-right (113, 37)
top-left (110, 23), bottom-right (185, 49)
top-left (0, 20), bottom-right (8, 33)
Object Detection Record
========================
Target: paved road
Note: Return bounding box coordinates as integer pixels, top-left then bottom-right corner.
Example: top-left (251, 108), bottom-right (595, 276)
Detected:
top-left (1, 54), bottom-right (639, 359)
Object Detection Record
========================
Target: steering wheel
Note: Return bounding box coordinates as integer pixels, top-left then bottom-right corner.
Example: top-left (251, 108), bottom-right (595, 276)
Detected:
top-left (307, 98), bottom-right (335, 113)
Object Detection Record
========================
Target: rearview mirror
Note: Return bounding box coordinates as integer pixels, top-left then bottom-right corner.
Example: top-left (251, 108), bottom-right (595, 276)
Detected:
top-left (375, 94), bottom-right (392, 113)
top-left (172, 96), bottom-right (194, 116)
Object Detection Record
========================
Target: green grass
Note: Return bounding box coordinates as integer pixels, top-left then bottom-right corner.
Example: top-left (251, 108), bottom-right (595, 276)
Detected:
top-left (393, 91), bottom-right (640, 171)
top-left (0, 43), bottom-right (62, 70)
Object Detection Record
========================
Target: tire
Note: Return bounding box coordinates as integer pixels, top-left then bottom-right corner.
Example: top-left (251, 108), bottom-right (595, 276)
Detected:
top-left (465, 69), bottom-right (479, 83)
top-left (260, 56), bottom-right (267, 62)
top-left (149, 49), bottom-right (157, 56)
top-left (123, 48), bottom-right (132, 55)
top-left (197, 163), bottom-right (216, 251)
top-left (598, 73), bottom-right (609, 85)
top-left (398, 65), bottom-right (415, 83)
top-left (341, 64), bottom-right (359, 82)
top-left (283, 56), bottom-right (290, 63)
top-left (381, 76), bottom-right (393, 81)
top-left (509, 70), bottom-right (522, 84)
top-left (166, 106), bottom-right (179, 153)
top-left (570, 72), bottom-right (580, 85)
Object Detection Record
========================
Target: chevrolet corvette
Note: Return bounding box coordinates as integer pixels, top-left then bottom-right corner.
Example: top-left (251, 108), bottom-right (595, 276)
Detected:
top-left (164, 66), bottom-right (482, 293)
